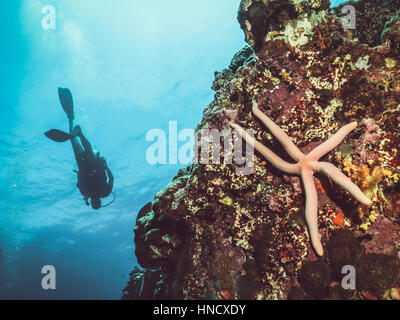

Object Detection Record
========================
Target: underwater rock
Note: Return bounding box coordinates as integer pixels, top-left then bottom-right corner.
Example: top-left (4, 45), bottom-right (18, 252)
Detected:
top-left (237, 0), bottom-right (330, 51)
top-left (326, 229), bottom-right (364, 278)
top-left (122, 267), bottom-right (167, 300)
top-left (355, 253), bottom-right (400, 296)
top-left (125, 0), bottom-right (400, 300)
top-left (134, 201), bottom-right (191, 270)
top-left (128, 191), bottom-right (193, 299)
top-left (333, 0), bottom-right (400, 47)
top-left (381, 12), bottom-right (400, 56)
top-left (229, 45), bottom-right (255, 74)
top-left (297, 260), bottom-right (332, 299)
top-left (287, 286), bottom-right (311, 300)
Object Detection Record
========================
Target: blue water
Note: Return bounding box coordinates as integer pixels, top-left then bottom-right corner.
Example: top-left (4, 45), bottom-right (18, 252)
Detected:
top-left (0, 0), bottom-right (348, 300)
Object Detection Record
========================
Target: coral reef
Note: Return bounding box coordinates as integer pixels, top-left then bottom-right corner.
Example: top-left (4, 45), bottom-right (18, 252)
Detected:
top-left (124, 0), bottom-right (400, 300)
top-left (333, 0), bottom-right (400, 47)
top-left (297, 260), bottom-right (332, 299)
top-left (237, 0), bottom-right (331, 51)
top-left (289, 229), bottom-right (400, 299)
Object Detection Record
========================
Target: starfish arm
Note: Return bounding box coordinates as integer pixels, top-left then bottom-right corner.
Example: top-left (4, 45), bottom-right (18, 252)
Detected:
top-left (317, 162), bottom-right (373, 206)
top-left (252, 103), bottom-right (305, 161)
top-left (301, 168), bottom-right (324, 256)
top-left (231, 123), bottom-right (299, 174)
top-left (307, 122), bottom-right (358, 160)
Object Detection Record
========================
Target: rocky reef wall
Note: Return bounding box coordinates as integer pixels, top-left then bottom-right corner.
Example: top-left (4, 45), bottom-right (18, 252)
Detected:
top-left (123, 0), bottom-right (400, 300)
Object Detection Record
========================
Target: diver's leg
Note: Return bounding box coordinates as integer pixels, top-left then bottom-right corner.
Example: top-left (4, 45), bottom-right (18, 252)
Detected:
top-left (60, 90), bottom-right (84, 170)
top-left (68, 117), bottom-right (74, 134)
top-left (71, 137), bottom-right (85, 171)
top-left (78, 129), bottom-right (96, 163)
top-left (68, 118), bottom-right (85, 170)
top-left (71, 137), bottom-right (84, 160)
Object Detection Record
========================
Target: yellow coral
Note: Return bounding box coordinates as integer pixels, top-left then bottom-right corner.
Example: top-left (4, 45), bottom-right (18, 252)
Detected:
top-left (342, 157), bottom-right (391, 194)
top-left (385, 57), bottom-right (397, 68)
top-left (360, 223), bottom-right (370, 231)
top-left (339, 156), bottom-right (395, 230)
top-left (219, 196), bottom-right (233, 206)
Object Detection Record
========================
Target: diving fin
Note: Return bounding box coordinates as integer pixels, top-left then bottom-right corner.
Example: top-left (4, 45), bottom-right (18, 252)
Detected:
top-left (58, 87), bottom-right (74, 120)
top-left (45, 129), bottom-right (75, 143)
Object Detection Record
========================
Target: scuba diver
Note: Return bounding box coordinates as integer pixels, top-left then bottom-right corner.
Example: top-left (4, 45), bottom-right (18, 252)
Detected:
top-left (45, 88), bottom-right (114, 210)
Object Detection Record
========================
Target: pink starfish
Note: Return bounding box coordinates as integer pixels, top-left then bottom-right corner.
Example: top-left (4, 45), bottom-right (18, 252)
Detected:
top-left (231, 102), bottom-right (372, 256)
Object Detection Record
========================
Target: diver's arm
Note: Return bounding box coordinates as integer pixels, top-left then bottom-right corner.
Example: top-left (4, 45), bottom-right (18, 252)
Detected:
top-left (105, 166), bottom-right (114, 185)
top-left (84, 196), bottom-right (90, 206)
top-left (105, 165), bottom-right (114, 194)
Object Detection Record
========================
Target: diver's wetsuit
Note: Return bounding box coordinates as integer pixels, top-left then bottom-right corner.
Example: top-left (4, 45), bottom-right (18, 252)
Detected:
top-left (57, 87), bottom-right (114, 204)
top-left (75, 150), bottom-right (114, 200)
top-left (77, 154), bottom-right (114, 198)
top-left (70, 126), bottom-right (114, 203)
